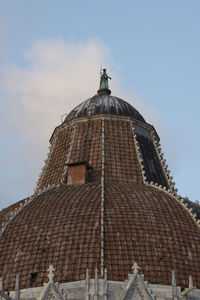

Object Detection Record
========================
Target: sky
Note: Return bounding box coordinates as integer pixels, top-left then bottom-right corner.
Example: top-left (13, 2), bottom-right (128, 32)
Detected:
top-left (0, 0), bottom-right (200, 209)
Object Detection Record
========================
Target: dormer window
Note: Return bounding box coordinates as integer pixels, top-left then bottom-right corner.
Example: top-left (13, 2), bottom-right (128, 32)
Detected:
top-left (66, 161), bottom-right (90, 185)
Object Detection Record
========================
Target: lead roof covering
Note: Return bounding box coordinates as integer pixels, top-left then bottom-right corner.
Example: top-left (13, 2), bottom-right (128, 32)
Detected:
top-left (64, 94), bottom-right (146, 123)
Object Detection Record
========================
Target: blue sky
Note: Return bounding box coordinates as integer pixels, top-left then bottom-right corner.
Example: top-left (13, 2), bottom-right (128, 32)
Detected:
top-left (0, 0), bottom-right (200, 209)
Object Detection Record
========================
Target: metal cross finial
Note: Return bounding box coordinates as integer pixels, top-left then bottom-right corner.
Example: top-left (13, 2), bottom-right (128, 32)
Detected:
top-left (132, 262), bottom-right (139, 275)
top-left (47, 265), bottom-right (55, 283)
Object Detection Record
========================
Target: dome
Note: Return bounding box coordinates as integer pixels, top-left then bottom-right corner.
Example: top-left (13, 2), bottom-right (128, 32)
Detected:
top-left (0, 183), bottom-right (200, 291)
top-left (0, 70), bottom-right (200, 298)
top-left (64, 94), bottom-right (145, 123)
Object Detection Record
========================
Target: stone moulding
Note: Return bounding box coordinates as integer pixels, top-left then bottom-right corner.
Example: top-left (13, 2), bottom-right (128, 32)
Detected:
top-left (35, 134), bottom-right (59, 193)
top-left (62, 121), bottom-right (77, 184)
top-left (151, 132), bottom-right (177, 194)
top-left (132, 124), bottom-right (148, 184)
top-left (50, 113), bottom-right (158, 145)
top-left (132, 124), bottom-right (179, 198)
top-left (144, 181), bottom-right (200, 228)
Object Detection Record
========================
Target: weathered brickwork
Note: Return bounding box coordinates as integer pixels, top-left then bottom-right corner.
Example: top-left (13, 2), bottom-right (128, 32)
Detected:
top-left (0, 183), bottom-right (199, 292)
top-left (69, 119), bottom-right (102, 182)
top-left (0, 199), bottom-right (25, 225)
top-left (0, 183), bottom-right (101, 291)
top-left (38, 117), bottom-right (145, 190)
top-left (38, 125), bottom-right (74, 190)
top-left (1, 90), bottom-right (200, 298)
top-left (104, 119), bottom-right (143, 184)
top-left (104, 183), bottom-right (200, 288)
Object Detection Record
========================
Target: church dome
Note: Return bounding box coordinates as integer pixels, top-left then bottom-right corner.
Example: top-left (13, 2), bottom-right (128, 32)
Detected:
top-left (0, 69), bottom-right (200, 298)
top-left (64, 94), bottom-right (146, 123)
top-left (0, 183), bottom-right (200, 291)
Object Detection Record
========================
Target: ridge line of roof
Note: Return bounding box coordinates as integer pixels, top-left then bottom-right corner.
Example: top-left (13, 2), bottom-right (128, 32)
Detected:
top-left (100, 118), bottom-right (105, 277)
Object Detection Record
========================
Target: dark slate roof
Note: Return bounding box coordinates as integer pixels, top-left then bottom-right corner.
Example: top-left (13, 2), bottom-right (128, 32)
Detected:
top-left (0, 183), bottom-right (200, 290)
top-left (184, 198), bottom-right (200, 220)
top-left (64, 94), bottom-right (145, 123)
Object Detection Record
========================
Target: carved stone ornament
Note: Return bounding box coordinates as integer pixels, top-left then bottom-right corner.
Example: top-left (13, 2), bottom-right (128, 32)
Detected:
top-left (39, 265), bottom-right (66, 300)
top-left (40, 284), bottom-right (66, 300)
top-left (0, 291), bottom-right (13, 300)
top-left (120, 265), bottom-right (154, 300)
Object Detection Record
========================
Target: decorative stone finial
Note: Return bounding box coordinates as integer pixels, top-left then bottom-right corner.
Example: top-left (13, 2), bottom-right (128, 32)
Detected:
top-left (132, 262), bottom-right (139, 275)
top-left (104, 268), bottom-right (108, 281)
top-left (189, 275), bottom-right (193, 288)
top-left (172, 270), bottom-right (176, 286)
top-left (15, 274), bottom-right (20, 300)
top-left (47, 265), bottom-right (55, 283)
top-left (85, 268), bottom-right (89, 283)
top-left (172, 270), bottom-right (178, 297)
top-left (0, 277), bottom-right (3, 292)
top-left (97, 68), bottom-right (111, 95)
top-left (95, 267), bottom-right (98, 280)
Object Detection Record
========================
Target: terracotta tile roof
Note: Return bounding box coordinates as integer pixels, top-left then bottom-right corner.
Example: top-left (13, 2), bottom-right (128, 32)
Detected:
top-left (0, 183), bottom-right (199, 290)
top-left (104, 183), bottom-right (200, 287)
top-left (38, 125), bottom-right (74, 189)
top-left (1, 97), bottom-right (199, 293)
top-left (104, 119), bottom-right (143, 184)
top-left (0, 199), bottom-right (25, 226)
top-left (69, 120), bottom-right (102, 182)
top-left (0, 183), bottom-right (101, 290)
top-left (37, 118), bottom-right (145, 192)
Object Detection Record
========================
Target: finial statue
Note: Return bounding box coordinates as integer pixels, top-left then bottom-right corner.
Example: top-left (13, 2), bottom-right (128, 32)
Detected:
top-left (99, 69), bottom-right (111, 90)
top-left (132, 262), bottom-right (139, 275)
top-left (47, 264), bottom-right (55, 283)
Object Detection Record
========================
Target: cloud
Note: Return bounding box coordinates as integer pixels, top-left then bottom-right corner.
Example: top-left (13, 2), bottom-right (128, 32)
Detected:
top-left (1, 39), bottom-right (112, 135)
top-left (0, 38), bottom-right (166, 209)
top-left (0, 39), bottom-right (114, 208)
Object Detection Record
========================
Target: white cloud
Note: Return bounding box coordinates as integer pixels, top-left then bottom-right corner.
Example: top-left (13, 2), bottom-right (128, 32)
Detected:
top-left (2, 39), bottom-right (112, 134)
top-left (0, 39), bottom-right (114, 208)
